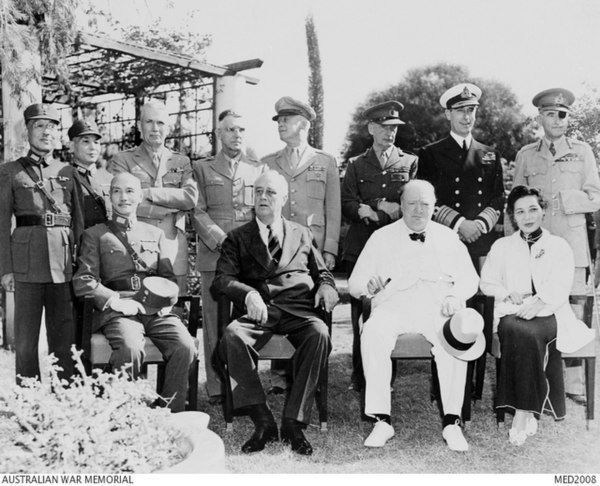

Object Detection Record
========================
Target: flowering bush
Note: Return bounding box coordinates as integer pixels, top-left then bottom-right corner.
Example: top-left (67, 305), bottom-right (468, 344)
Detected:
top-left (0, 347), bottom-right (184, 473)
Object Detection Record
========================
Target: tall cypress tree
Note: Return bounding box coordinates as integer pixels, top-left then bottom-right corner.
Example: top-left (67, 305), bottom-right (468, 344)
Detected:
top-left (305, 12), bottom-right (324, 149)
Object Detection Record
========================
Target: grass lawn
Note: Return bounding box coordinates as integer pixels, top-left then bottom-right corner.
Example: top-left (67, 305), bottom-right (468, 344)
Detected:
top-left (0, 302), bottom-right (599, 474)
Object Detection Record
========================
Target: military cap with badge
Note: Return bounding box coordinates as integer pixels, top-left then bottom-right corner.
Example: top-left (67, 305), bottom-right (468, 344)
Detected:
top-left (440, 83), bottom-right (482, 109)
top-left (272, 96), bottom-right (316, 121)
top-left (363, 100), bottom-right (405, 125)
top-left (532, 87), bottom-right (575, 119)
top-left (68, 119), bottom-right (102, 140)
top-left (24, 103), bottom-right (61, 124)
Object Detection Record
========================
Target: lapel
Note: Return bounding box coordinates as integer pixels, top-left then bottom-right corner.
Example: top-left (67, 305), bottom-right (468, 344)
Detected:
top-left (553, 137), bottom-right (571, 160)
top-left (154, 148), bottom-right (173, 186)
top-left (440, 135), bottom-right (465, 168)
top-left (243, 219), bottom-right (272, 271)
top-left (132, 145), bottom-right (158, 180)
top-left (385, 146), bottom-right (405, 169)
top-left (210, 151), bottom-right (234, 180)
top-left (278, 218), bottom-right (302, 268)
top-left (271, 149), bottom-right (293, 178)
top-left (465, 138), bottom-right (483, 169)
top-left (365, 147), bottom-right (382, 171)
top-left (293, 145), bottom-right (318, 175)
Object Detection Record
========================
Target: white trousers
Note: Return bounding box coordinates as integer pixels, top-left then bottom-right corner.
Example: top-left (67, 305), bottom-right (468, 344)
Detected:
top-left (361, 282), bottom-right (467, 417)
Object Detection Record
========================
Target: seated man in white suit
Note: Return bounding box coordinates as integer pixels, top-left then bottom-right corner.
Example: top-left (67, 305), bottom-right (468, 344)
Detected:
top-left (348, 180), bottom-right (484, 452)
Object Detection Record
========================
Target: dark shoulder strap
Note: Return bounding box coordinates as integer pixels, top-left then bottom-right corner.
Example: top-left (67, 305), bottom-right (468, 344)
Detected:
top-left (18, 159), bottom-right (63, 213)
top-left (76, 170), bottom-right (107, 218)
top-left (106, 221), bottom-right (153, 274)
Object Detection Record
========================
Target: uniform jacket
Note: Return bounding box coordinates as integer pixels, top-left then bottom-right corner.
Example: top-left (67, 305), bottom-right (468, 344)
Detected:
top-left (0, 155), bottom-right (84, 283)
top-left (513, 137), bottom-right (600, 267)
top-left (418, 136), bottom-right (505, 258)
top-left (262, 146), bottom-right (341, 256)
top-left (480, 230), bottom-right (595, 353)
top-left (192, 151), bottom-right (266, 271)
top-left (73, 217), bottom-right (175, 330)
top-left (212, 218), bottom-right (336, 324)
top-left (341, 146), bottom-right (418, 262)
top-left (74, 163), bottom-right (113, 229)
top-left (109, 145), bottom-right (198, 238)
top-left (348, 219), bottom-right (479, 307)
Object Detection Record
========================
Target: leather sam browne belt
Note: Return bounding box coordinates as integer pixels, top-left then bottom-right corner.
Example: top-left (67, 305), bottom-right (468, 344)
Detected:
top-left (105, 274), bottom-right (147, 291)
top-left (16, 213), bottom-right (72, 227)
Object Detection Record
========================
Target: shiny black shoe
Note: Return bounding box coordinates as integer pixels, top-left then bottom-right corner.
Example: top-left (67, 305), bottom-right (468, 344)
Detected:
top-left (281, 419), bottom-right (313, 456)
top-left (241, 424), bottom-right (279, 453)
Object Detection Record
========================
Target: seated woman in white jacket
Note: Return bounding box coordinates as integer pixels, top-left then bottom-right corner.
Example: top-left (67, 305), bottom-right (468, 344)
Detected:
top-left (480, 185), bottom-right (595, 446)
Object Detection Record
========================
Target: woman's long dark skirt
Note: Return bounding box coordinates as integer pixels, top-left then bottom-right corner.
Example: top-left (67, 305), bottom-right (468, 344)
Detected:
top-left (497, 314), bottom-right (565, 419)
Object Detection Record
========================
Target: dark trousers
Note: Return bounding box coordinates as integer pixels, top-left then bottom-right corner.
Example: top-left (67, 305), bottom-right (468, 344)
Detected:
top-left (14, 281), bottom-right (76, 382)
top-left (345, 260), bottom-right (364, 386)
top-left (219, 309), bottom-right (331, 424)
top-left (100, 311), bottom-right (197, 412)
top-left (497, 314), bottom-right (565, 419)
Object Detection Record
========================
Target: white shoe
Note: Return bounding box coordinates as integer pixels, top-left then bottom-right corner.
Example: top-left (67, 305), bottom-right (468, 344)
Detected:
top-left (508, 427), bottom-right (527, 446)
top-left (525, 416), bottom-right (538, 436)
top-left (442, 424), bottom-right (469, 451)
top-left (364, 421), bottom-right (395, 447)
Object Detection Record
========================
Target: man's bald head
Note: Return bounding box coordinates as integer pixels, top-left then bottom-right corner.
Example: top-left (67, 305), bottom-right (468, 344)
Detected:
top-left (110, 172), bottom-right (143, 217)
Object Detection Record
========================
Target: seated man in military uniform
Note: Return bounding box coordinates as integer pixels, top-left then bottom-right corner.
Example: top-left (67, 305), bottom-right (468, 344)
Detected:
top-left (73, 172), bottom-right (196, 412)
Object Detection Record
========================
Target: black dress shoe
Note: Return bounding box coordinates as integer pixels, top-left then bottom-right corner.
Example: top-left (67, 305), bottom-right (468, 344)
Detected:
top-left (241, 424), bottom-right (279, 453)
top-left (281, 420), bottom-right (313, 456)
top-left (267, 386), bottom-right (287, 395)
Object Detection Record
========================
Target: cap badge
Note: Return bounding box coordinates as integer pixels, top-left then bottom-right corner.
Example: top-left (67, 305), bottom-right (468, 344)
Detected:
top-left (555, 93), bottom-right (565, 105)
top-left (461, 86), bottom-right (472, 99)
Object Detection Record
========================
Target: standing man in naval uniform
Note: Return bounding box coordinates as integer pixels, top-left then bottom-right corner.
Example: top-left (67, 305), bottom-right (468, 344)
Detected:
top-left (192, 110), bottom-right (265, 403)
top-left (68, 119), bottom-right (112, 228)
top-left (341, 100), bottom-right (418, 391)
top-left (418, 83), bottom-right (505, 272)
top-left (110, 99), bottom-right (198, 295)
top-left (262, 96), bottom-right (341, 394)
top-left (513, 88), bottom-right (600, 402)
top-left (0, 103), bottom-right (84, 382)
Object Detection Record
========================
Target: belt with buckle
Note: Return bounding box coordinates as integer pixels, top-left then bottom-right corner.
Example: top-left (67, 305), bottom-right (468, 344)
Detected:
top-left (106, 274), bottom-right (146, 291)
top-left (16, 213), bottom-right (72, 227)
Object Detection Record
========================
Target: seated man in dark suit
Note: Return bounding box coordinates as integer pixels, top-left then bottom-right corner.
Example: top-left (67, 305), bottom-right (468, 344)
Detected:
top-left (213, 170), bottom-right (338, 456)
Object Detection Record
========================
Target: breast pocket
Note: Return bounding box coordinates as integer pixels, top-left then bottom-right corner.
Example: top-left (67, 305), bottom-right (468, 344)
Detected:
top-left (162, 171), bottom-right (183, 188)
top-left (205, 179), bottom-right (226, 206)
top-left (307, 170), bottom-right (326, 200)
top-left (11, 231), bottom-right (30, 274)
top-left (49, 178), bottom-right (70, 204)
top-left (139, 240), bottom-right (160, 270)
top-left (557, 160), bottom-right (584, 188)
top-left (524, 161), bottom-right (548, 189)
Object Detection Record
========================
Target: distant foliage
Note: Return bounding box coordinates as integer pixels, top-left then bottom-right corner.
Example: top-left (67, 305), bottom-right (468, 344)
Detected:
top-left (0, 0), bottom-right (78, 103)
top-left (341, 63), bottom-right (536, 168)
top-left (305, 12), bottom-right (324, 149)
top-left (568, 84), bottom-right (600, 161)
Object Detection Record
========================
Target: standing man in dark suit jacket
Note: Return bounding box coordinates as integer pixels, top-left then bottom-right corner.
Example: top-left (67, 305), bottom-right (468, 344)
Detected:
top-left (213, 170), bottom-right (338, 456)
top-left (418, 83), bottom-right (505, 272)
top-left (0, 103), bottom-right (84, 383)
top-left (68, 120), bottom-right (112, 228)
top-left (341, 100), bottom-right (418, 391)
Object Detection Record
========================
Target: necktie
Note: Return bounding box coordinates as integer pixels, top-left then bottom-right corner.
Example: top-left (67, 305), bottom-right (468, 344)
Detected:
top-left (267, 224), bottom-right (283, 263)
top-left (462, 140), bottom-right (468, 153)
top-left (153, 153), bottom-right (160, 169)
top-left (380, 150), bottom-right (388, 168)
top-left (409, 232), bottom-right (426, 242)
top-left (290, 148), bottom-right (299, 169)
top-left (549, 142), bottom-right (556, 157)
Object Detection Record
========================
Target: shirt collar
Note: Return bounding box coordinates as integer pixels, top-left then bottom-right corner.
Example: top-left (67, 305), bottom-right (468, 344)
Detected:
top-left (141, 143), bottom-right (165, 161)
top-left (74, 161), bottom-right (96, 176)
top-left (544, 136), bottom-right (565, 150)
top-left (450, 132), bottom-right (472, 149)
top-left (111, 213), bottom-right (136, 231)
top-left (27, 150), bottom-right (53, 167)
top-left (375, 145), bottom-right (394, 160)
top-left (256, 216), bottom-right (284, 242)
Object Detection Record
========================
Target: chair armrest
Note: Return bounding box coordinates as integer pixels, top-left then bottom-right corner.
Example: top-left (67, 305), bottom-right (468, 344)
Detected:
top-left (176, 295), bottom-right (201, 338)
top-left (80, 296), bottom-right (95, 363)
top-left (469, 294), bottom-right (495, 353)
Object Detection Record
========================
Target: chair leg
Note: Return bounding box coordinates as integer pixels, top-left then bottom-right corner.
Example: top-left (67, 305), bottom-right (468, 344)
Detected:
top-left (156, 364), bottom-right (165, 395)
top-left (186, 359), bottom-right (199, 411)
top-left (316, 363), bottom-right (328, 431)
top-left (585, 357), bottom-right (595, 424)
top-left (495, 358), bottom-right (504, 425)
top-left (474, 354), bottom-right (486, 400)
top-left (462, 361), bottom-right (474, 422)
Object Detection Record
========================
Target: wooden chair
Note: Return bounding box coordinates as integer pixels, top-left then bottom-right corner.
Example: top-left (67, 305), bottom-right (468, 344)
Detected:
top-left (361, 294), bottom-right (494, 422)
top-left (491, 295), bottom-right (596, 427)
top-left (80, 295), bottom-right (201, 411)
top-left (215, 294), bottom-right (332, 432)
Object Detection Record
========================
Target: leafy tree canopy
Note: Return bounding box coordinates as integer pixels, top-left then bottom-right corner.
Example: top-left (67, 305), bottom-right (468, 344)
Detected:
top-left (568, 84), bottom-right (600, 161)
top-left (341, 63), bottom-right (536, 166)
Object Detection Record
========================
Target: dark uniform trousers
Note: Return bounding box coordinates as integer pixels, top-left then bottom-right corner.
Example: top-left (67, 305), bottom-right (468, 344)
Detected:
top-left (219, 308), bottom-right (331, 423)
top-left (341, 146), bottom-right (418, 385)
top-left (0, 154), bottom-right (84, 383)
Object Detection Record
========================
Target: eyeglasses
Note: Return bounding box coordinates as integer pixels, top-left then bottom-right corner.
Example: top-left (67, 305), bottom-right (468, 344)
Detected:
top-left (32, 121), bottom-right (59, 131)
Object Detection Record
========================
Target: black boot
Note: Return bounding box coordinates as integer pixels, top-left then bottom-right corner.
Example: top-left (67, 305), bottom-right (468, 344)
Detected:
top-left (241, 404), bottom-right (278, 453)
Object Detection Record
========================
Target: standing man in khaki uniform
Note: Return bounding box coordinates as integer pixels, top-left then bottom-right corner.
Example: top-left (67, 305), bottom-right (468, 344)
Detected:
top-left (262, 96), bottom-right (341, 393)
top-left (68, 120), bottom-right (112, 228)
top-left (342, 100), bottom-right (418, 391)
top-left (513, 88), bottom-right (600, 401)
top-left (192, 110), bottom-right (265, 403)
top-left (0, 103), bottom-right (84, 382)
top-left (110, 100), bottom-right (198, 294)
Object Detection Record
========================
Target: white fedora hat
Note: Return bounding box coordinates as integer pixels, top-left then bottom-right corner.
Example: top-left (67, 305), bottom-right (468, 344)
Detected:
top-left (438, 308), bottom-right (485, 361)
